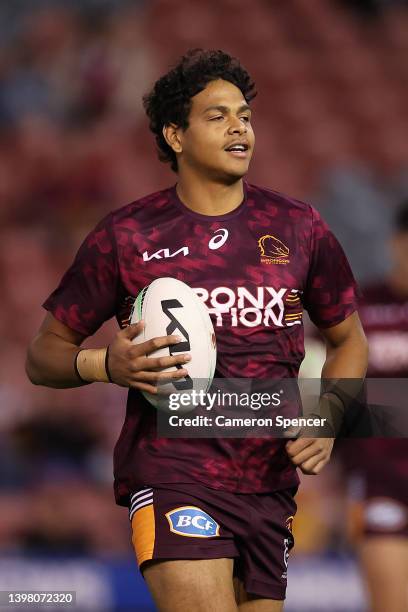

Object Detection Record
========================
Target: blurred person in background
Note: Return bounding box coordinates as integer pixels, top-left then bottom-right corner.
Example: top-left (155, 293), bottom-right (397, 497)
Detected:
top-left (25, 48), bottom-right (368, 612)
top-left (341, 200), bottom-right (408, 612)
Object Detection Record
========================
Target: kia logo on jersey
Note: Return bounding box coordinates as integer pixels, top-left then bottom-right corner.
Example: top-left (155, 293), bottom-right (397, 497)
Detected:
top-left (208, 228), bottom-right (229, 251)
top-left (165, 506), bottom-right (220, 538)
top-left (142, 246), bottom-right (189, 262)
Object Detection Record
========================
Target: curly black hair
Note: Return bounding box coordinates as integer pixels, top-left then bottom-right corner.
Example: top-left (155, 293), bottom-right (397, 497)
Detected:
top-left (143, 49), bottom-right (257, 173)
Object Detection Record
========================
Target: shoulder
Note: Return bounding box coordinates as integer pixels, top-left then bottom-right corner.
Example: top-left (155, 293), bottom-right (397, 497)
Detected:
top-left (76, 186), bottom-right (173, 253)
top-left (246, 182), bottom-right (315, 218)
top-left (110, 186), bottom-right (173, 226)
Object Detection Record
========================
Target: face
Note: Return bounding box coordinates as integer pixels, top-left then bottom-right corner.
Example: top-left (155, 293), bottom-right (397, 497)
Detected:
top-left (164, 79), bottom-right (255, 182)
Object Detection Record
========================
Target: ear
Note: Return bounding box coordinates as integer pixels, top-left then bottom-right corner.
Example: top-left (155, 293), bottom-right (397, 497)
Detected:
top-left (162, 123), bottom-right (182, 154)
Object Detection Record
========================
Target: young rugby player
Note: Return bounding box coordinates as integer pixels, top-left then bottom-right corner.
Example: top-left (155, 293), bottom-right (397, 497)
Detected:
top-left (26, 50), bottom-right (368, 611)
top-left (341, 201), bottom-right (408, 612)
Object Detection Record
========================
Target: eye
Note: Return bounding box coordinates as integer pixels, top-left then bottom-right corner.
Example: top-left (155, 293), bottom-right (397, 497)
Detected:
top-left (240, 116), bottom-right (250, 123)
top-left (210, 116), bottom-right (224, 121)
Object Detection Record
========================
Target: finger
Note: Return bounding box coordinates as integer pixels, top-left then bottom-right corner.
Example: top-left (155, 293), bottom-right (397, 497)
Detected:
top-left (300, 456), bottom-right (328, 475)
top-left (137, 354), bottom-right (191, 371)
top-left (134, 334), bottom-right (183, 356)
top-left (287, 442), bottom-right (326, 466)
top-left (144, 335), bottom-right (183, 355)
top-left (285, 437), bottom-right (315, 457)
top-left (156, 386), bottom-right (176, 397)
top-left (129, 381), bottom-right (159, 394)
top-left (122, 321), bottom-right (144, 340)
top-left (135, 369), bottom-right (189, 383)
top-left (311, 458), bottom-right (328, 474)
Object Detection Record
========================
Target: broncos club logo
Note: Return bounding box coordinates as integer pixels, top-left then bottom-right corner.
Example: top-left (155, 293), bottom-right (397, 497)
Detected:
top-left (258, 235), bottom-right (290, 265)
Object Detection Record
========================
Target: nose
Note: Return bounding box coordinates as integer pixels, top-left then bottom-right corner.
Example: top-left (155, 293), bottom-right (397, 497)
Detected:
top-left (228, 116), bottom-right (247, 134)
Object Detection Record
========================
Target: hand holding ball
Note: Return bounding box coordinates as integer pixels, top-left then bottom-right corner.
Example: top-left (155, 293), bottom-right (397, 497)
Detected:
top-left (130, 277), bottom-right (217, 410)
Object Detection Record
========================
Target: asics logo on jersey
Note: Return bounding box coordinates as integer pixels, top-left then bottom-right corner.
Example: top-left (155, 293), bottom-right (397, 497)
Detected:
top-left (193, 286), bottom-right (303, 329)
top-left (208, 228), bottom-right (229, 251)
top-left (142, 246), bottom-right (189, 262)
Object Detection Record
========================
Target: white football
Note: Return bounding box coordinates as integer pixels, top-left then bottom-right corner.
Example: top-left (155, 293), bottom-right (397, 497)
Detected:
top-left (130, 277), bottom-right (217, 411)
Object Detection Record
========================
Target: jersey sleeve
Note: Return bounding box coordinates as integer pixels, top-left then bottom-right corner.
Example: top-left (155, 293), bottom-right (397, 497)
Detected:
top-left (43, 213), bottom-right (119, 336)
top-left (303, 206), bottom-right (360, 329)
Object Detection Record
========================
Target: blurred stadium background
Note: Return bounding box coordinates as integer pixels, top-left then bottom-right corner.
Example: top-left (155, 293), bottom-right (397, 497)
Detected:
top-left (0, 0), bottom-right (407, 610)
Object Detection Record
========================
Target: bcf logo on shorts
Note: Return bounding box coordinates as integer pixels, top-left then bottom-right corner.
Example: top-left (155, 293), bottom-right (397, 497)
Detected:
top-left (165, 506), bottom-right (220, 538)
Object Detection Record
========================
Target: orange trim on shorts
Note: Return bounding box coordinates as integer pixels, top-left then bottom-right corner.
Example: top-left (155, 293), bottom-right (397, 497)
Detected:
top-left (131, 504), bottom-right (155, 566)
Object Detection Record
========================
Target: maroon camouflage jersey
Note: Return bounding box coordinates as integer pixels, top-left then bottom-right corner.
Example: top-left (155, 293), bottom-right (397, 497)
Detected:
top-left (344, 282), bottom-right (408, 496)
top-left (43, 182), bottom-right (359, 505)
top-left (359, 282), bottom-right (408, 378)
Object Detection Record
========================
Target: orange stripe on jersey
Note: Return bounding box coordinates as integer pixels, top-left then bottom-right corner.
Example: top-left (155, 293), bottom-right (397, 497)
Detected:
top-left (131, 504), bottom-right (155, 566)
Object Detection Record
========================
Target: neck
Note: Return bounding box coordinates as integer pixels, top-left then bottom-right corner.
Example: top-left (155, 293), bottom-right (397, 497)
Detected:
top-left (176, 171), bottom-right (244, 216)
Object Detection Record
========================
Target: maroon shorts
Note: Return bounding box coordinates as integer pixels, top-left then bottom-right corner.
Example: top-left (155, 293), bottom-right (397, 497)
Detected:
top-left (349, 473), bottom-right (408, 538)
top-left (339, 440), bottom-right (408, 538)
top-left (129, 483), bottom-right (297, 600)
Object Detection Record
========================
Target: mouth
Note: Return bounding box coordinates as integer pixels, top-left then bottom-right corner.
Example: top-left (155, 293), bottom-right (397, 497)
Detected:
top-left (224, 142), bottom-right (249, 159)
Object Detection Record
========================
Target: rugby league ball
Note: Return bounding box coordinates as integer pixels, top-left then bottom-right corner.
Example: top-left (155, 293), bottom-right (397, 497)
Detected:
top-left (130, 277), bottom-right (217, 410)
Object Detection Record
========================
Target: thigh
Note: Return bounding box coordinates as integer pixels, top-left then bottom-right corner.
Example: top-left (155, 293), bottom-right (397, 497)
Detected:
top-left (143, 557), bottom-right (238, 612)
top-left (359, 536), bottom-right (408, 612)
top-left (238, 600), bottom-right (284, 612)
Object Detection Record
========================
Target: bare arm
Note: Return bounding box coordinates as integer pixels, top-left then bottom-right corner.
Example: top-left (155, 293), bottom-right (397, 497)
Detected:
top-left (320, 311), bottom-right (368, 379)
top-left (26, 313), bottom-right (87, 388)
top-left (26, 313), bottom-right (191, 392)
top-left (286, 311), bottom-right (368, 474)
